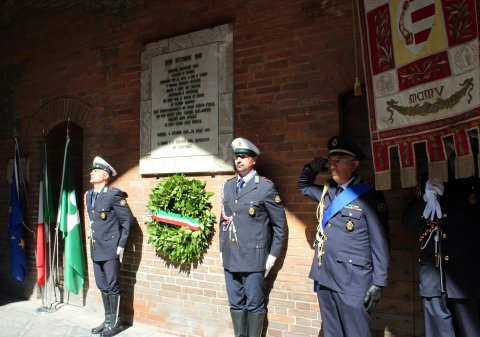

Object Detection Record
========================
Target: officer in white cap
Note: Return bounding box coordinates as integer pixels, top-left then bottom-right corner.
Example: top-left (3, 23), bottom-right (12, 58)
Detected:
top-left (87, 156), bottom-right (133, 337)
top-left (220, 137), bottom-right (288, 337)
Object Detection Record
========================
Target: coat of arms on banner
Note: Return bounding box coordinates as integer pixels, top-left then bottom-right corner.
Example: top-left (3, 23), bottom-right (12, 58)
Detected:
top-left (359, 0), bottom-right (480, 190)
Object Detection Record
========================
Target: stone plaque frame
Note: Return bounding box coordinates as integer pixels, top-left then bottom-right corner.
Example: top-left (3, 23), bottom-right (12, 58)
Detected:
top-left (140, 24), bottom-right (234, 175)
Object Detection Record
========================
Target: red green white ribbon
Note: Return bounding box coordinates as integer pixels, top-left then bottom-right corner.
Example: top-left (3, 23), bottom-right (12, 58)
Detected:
top-left (150, 210), bottom-right (201, 231)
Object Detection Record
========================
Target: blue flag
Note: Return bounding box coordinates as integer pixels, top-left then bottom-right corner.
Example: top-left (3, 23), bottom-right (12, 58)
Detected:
top-left (8, 141), bottom-right (26, 282)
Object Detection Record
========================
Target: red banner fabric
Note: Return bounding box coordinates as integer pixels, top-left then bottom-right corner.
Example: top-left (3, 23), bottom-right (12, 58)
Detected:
top-left (359, 0), bottom-right (480, 190)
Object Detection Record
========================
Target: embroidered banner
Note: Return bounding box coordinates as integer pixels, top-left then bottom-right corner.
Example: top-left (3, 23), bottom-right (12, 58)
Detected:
top-left (359, 0), bottom-right (480, 190)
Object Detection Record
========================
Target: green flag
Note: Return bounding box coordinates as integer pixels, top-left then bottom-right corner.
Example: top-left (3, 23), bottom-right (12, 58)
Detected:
top-left (57, 135), bottom-right (85, 295)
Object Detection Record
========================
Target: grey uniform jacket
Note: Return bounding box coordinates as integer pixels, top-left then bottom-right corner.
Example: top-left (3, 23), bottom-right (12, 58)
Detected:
top-left (298, 165), bottom-right (389, 296)
top-left (220, 174), bottom-right (288, 273)
top-left (86, 186), bottom-right (133, 262)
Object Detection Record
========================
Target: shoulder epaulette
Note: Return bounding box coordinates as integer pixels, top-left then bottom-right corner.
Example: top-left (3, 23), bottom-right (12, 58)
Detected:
top-left (260, 176), bottom-right (273, 184)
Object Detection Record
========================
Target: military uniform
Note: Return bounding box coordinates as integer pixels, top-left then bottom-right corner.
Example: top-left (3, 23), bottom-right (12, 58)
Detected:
top-left (298, 136), bottom-right (389, 337)
top-left (404, 173), bottom-right (480, 337)
top-left (87, 157), bottom-right (133, 337)
top-left (86, 186), bottom-right (133, 266)
top-left (221, 138), bottom-right (287, 337)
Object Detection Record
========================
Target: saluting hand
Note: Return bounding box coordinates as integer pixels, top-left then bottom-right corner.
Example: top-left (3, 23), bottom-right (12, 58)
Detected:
top-left (309, 157), bottom-right (328, 173)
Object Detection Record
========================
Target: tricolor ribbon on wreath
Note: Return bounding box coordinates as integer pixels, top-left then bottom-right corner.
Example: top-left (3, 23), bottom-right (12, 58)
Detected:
top-left (358, 0), bottom-right (480, 190)
top-left (149, 210), bottom-right (201, 231)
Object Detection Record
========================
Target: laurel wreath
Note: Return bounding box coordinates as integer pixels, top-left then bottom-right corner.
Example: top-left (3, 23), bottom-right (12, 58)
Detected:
top-left (144, 174), bottom-right (216, 264)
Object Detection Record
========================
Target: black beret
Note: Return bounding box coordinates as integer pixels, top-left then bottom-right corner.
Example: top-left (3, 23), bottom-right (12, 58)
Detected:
top-left (327, 136), bottom-right (366, 160)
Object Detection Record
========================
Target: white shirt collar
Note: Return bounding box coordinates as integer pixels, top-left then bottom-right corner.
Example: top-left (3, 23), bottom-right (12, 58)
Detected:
top-left (238, 170), bottom-right (256, 185)
top-left (339, 176), bottom-right (356, 190)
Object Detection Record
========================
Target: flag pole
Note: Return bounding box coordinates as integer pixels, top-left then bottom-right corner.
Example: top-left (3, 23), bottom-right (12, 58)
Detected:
top-left (36, 133), bottom-right (56, 313)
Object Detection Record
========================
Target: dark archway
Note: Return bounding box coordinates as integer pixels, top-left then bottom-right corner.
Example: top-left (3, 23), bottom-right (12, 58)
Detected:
top-left (45, 121), bottom-right (88, 306)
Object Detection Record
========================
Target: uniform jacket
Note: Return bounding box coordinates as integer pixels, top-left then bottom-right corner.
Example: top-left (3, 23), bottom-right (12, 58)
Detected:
top-left (298, 165), bottom-right (389, 297)
top-left (220, 173), bottom-right (287, 273)
top-left (404, 174), bottom-right (480, 298)
top-left (86, 186), bottom-right (133, 262)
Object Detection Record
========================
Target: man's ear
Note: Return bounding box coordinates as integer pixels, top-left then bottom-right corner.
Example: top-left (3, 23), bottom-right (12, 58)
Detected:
top-left (353, 160), bottom-right (360, 171)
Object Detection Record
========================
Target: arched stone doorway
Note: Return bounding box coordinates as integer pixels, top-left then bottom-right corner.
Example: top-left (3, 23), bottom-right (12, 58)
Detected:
top-left (30, 96), bottom-right (91, 306)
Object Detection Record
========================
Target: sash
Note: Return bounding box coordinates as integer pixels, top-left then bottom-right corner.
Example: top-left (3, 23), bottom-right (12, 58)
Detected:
top-left (321, 183), bottom-right (372, 229)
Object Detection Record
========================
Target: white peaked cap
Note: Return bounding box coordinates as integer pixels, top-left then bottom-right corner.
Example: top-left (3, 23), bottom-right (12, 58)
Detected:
top-left (231, 137), bottom-right (260, 156)
top-left (92, 156), bottom-right (117, 176)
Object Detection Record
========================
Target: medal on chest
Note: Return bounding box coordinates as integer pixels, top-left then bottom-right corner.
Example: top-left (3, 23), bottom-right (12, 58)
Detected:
top-left (346, 219), bottom-right (355, 232)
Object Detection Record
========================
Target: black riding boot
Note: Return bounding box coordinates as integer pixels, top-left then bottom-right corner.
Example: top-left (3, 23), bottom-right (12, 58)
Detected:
top-left (230, 308), bottom-right (248, 337)
top-left (91, 293), bottom-right (111, 334)
top-left (100, 295), bottom-right (123, 337)
top-left (247, 311), bottom-right (265, 337)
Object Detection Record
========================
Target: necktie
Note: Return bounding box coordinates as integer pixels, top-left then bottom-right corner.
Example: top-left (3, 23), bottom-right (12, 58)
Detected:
top-left (236, 178), bottom-right (245, 194)
top-left (91, 192), bottom-right (99, 207)
top-left (335, 186), bottom-right (343, 197)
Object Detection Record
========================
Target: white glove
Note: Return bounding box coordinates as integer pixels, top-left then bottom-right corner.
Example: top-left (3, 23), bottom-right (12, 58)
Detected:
top-left (116, 246), bottom-right (125, 263)
top-left (422, 180), bottom-right (444, 220)
top-left (264, 254), bottom-right (276, 277)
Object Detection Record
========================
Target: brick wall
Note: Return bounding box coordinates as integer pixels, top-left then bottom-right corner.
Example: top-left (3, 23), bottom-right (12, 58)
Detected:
top-left (0, 1), bottom-right (422, 336)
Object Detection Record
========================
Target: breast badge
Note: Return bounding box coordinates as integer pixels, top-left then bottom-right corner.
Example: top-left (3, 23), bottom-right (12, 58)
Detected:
top-left (249, 207), bottom-right (255, 216)
top-left (100, 211), bottom-right (107, 220)
top-left (275, 195), bottom-right (281, 203)
top-left (346, 220), bottom-right (355, 232)
top-left (120, 199), bottom-right (127, 206)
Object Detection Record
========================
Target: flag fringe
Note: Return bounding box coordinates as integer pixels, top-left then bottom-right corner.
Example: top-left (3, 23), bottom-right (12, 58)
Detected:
top-left (455, 154), bottom-right (475, 179)
top-left (375, 170), bottom-right (391, 191)
top-left (400, 166), bottom-right (417, 188)
top-left (428, 160), bottom-right (448, 183)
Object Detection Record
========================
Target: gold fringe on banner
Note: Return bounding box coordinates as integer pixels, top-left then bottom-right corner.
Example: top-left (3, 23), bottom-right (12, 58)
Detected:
top-left (428, 160), bottom-right (449, 183)
top-left (375, 170), bottom-right (391, 191)
top-left (455, 154), bottom-right (475, 179)
top-left (400, 166), bottom-right (417, 188)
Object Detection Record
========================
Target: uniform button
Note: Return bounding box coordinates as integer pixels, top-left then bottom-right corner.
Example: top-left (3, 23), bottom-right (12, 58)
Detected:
top-left (233, 212), bottom-right (236, 216)
top-left (235, 200), bottom-right (238, 203)
top-left (348, 259), bottom-right (352, 263)
top-left (442, 233), bottom-right (447, 239)
top-left (327, 223), bottom-right (331, 228)
top-left (92, 230), bottom-right (95, 233)
top-left (418, 258), bottom-right (421, 263)
top-left (444, 256), bottom-right (449, 261)
top-left (443, 213), bottom-right (447, 218)
top-left (349, 213), bottom-right (352, 216)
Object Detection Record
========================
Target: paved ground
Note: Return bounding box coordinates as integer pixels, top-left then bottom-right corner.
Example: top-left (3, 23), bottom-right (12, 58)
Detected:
top-left (0, 293), bottom-right (177, 337)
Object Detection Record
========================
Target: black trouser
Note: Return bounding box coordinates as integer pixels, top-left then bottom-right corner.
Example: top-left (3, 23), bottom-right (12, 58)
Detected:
top-left (93, 259), bottom-right (121, 295)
